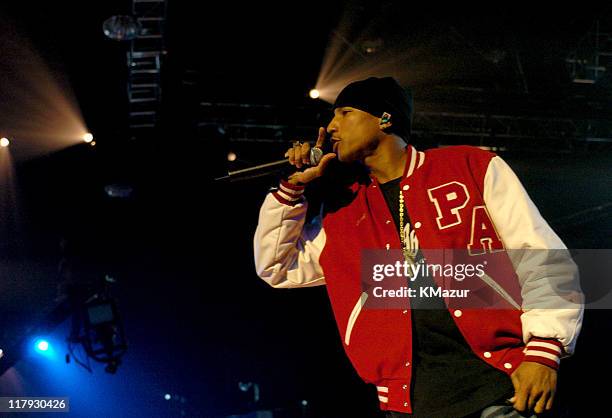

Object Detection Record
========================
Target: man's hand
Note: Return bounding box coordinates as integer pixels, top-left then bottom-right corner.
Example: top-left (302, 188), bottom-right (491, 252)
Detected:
top-left (285, 127), bottom-right (336, 185)
top-left (510, 361), bottom-right (557, 415)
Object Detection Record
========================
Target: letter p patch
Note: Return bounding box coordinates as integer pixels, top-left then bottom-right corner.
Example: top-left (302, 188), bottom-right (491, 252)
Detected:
top-left (427, 182), bottom-right (469, 229)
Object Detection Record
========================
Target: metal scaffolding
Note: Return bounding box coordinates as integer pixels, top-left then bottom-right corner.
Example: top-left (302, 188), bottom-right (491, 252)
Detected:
top-left (566, 20), bottom-right (612, 84)
top-left (127, 0), bottom-right (167, 138)
top-left (197, 102), bottom-right (612, 152)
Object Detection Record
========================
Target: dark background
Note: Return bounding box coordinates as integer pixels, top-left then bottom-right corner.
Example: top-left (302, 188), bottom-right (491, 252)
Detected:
top-left (0, 1), bottom-right (610, 417)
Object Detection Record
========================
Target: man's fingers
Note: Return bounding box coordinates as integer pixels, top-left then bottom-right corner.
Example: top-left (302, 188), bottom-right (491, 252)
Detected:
top-left (315, 127), bottom-right (326, 148)
top-left (285, 128), bottom-right (334, 183)
top-left (509, 374), bottom-right (524, 411)
top-left (510, 373), bottom-right (520, 393)
top-left (301, 142), bottom-right (311, 165)
top-left (293, 141), bottom-right (303, 168)
top-left (545, 392), bottom-right (555, 411)
top-left (527, 389), bottom-right (540, 412)
top-left (513, 388), bottom-right (528, 412)
top-left (287, 148), bottom-right (295, 165)
top-left (509, 361), bottom-right (557, 415)
top-left (533, 391), bottom-right (549, 415)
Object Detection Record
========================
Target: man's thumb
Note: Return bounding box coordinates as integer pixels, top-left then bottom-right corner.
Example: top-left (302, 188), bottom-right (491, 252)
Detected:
top-left (510, 373), bottom-right (520, 392)
top-left (317, 153), bottom-right (337, 171)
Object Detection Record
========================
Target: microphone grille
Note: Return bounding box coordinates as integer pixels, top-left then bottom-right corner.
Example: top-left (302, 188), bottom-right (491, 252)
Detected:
top-left (310, 147), bottom-right (323, 166)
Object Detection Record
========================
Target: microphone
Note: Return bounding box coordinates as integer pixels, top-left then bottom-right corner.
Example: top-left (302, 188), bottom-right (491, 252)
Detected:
top-left (214, 147), bottom-right (324, 182)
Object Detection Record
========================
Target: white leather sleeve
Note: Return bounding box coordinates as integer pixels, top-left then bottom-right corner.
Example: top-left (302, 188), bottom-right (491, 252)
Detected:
top-left (484, 156), bottom-right (584, 355)
top-left (253, 193), bottom-right (326, 288)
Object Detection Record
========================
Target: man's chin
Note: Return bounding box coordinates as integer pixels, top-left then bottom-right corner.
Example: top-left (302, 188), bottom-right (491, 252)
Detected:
top-left (337, 150), bottom-right (355, 163)
top-left (339, 153), bottom-right (364, 165)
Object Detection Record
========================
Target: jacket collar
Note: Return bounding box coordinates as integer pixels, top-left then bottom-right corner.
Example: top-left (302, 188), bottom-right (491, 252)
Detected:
top-left (403, 145), bottom-right (425, 179)
top-left (367, 145), bottom-right (425, 184)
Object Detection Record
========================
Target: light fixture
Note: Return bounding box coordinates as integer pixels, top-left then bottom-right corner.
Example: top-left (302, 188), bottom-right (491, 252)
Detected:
top-left (104, 184), bottom-right (134, 199)
top-left (35, 339), bottom-right (50, 352)
top-left (69, 292), bottom-right (127, 374)
top-left (0, 137), bottom-right (9, 147)
top-left (83, 133), bottom-right (93, 143)
top-left (103, 15), bottom-right (141, 41)
top-left (309, 89), bottom-right (320, 99)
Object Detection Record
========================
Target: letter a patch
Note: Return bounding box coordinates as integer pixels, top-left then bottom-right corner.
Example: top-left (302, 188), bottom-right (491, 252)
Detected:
top-left (468, 206), bottom-right (504, 255)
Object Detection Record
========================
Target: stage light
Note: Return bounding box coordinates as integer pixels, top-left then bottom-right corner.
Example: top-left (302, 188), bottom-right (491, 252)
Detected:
top-left (0, 348), bottom-right (3, 359)
top-left (227, 151), bottom-right (237, 162)
top-left (164, 394), bottom-right (171, 401)
top-left (103, 15), bottom-right (141, 41)
top-left (83, 133), bottom-right (93, 143)
top-left (0, 137), bottom-right (9, 147)
top-left (104, 184), bottom-right (134, 199)
top-left (35, 339), bottom-right (50, 352)
top-left (309, 89), bottom-right (320, 99)
top-left (68, 295), bottom-right (127, 374)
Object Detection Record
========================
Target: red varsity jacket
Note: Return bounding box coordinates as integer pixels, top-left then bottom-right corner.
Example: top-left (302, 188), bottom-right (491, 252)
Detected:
top-left (254, 145), bottom-right (583, 413)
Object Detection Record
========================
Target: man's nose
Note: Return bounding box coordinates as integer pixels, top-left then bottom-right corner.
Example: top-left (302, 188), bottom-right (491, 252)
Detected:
top-left (326, 117), bottom-right (338, 134)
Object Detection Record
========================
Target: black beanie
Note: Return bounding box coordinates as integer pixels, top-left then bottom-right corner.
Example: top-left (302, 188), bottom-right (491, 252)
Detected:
top-left (333, 77), bottom-right (413, 142)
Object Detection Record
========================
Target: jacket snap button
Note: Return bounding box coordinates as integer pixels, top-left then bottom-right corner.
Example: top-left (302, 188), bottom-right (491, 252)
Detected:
top-left (402, 185), bottom-right (410, 191)
top-left (454, 310), bottom-right (462, 318)
top-left (402, 384), bottom-right (408, 390)
top-left (504, 363), bottom-right (513, 369)
top-left (484, 352), bottom-right (492, 358)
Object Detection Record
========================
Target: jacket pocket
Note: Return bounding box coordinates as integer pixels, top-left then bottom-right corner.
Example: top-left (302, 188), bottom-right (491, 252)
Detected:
top-left (479, 271), bottom-right (521, 309)
top-left (345, 292), bottom-right (368, 346)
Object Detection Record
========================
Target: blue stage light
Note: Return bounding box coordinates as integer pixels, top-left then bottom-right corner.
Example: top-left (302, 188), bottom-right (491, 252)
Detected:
top-left (35, 339), bottom-right (50, 352)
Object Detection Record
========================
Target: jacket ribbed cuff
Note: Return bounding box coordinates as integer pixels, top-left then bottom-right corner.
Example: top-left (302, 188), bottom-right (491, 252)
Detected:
top-left (272, 180), bottom-right (305, 206)
top-left (523, 338), bottom-right (563, 370)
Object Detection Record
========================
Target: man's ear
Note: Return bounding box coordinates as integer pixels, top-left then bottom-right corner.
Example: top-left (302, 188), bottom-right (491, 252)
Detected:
top-left (379, 112), bottom-right (393, 130)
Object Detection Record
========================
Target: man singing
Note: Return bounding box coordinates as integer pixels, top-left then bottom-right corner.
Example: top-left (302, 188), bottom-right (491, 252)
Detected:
top-left (253, 77), bottom-right (583, 418)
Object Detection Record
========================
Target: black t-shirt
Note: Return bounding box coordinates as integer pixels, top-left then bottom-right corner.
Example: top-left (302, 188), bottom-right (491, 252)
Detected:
top-left (379, 177), bottom-right (514, 418)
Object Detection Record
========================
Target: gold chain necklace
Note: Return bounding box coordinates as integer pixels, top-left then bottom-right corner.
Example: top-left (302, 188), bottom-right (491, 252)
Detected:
top-left (398, 189), bottom-right (415, 263)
